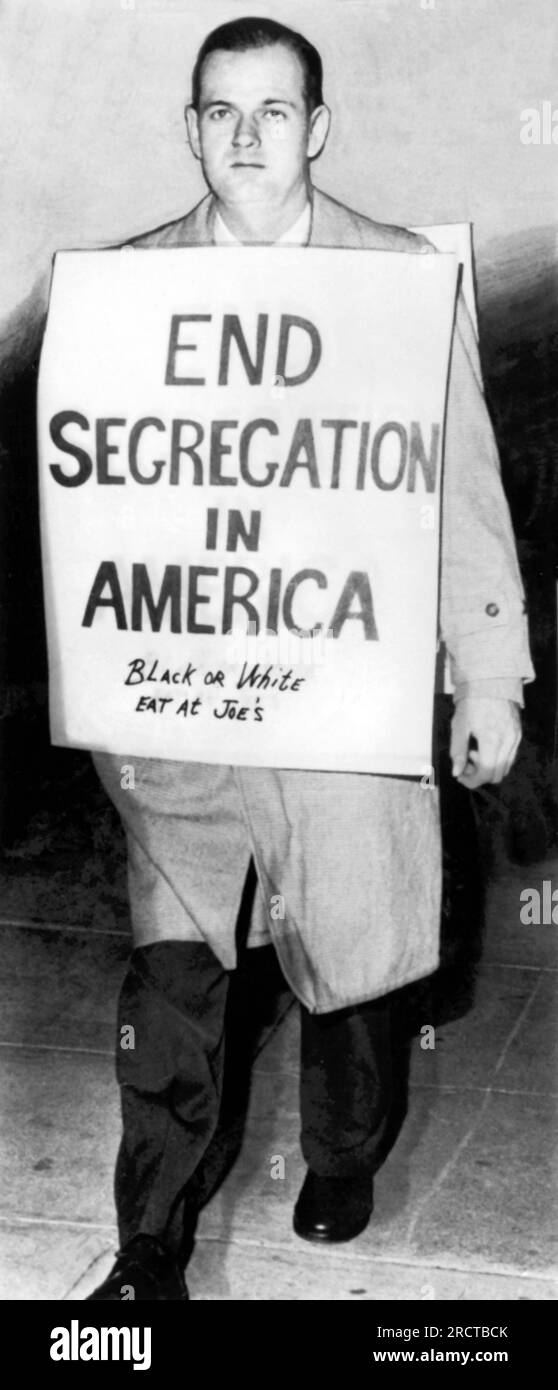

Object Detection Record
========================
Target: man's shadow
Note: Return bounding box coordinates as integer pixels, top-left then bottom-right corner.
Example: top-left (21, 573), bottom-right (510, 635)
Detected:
top-left (375, 699), bottom-right (486, 1176)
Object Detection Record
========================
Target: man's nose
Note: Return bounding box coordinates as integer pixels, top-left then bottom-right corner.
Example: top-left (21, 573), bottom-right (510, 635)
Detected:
top-left (232, 114), bottom-right (260, 147)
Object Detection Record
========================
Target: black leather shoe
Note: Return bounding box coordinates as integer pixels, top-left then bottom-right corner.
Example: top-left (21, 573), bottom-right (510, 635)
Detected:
top-left (86, 1235), bottom-right (189, 1301)
top-left (293, 1170), bottom-right (373, 1243)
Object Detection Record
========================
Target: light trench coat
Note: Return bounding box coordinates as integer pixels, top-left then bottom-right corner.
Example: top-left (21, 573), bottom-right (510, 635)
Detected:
top-left (93, 187), bottom-right (534, 1013)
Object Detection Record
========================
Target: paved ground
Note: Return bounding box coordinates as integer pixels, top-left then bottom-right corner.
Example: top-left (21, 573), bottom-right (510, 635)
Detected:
top-left (0, 840), bottom-right (556, 1301)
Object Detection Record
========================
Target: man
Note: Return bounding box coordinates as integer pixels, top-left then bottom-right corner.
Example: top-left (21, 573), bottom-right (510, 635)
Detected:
top-left (87, 16), bottom-right (533, 1301)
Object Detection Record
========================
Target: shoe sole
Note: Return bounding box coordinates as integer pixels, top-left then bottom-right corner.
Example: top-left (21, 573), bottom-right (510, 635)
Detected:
top-left (292, 1210), bottom-right (371, 1244)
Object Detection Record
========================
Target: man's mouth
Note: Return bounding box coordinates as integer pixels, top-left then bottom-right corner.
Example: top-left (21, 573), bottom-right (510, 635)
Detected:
top-left (231, 161), bottom-right (265, 168)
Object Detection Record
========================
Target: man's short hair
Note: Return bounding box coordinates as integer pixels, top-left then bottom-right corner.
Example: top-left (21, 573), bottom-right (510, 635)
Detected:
top-left (191, 15), bottom-right (324, 113)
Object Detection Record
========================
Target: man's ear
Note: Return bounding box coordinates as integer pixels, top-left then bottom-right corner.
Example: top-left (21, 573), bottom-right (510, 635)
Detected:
top-left (185, 104), bottom-right (202, 160)
top-left (307, 104), bottom-right (331, 161)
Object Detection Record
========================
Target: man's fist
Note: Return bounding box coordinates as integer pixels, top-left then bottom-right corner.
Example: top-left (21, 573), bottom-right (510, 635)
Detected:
top-left (450, 697), bottom-right (522, 790)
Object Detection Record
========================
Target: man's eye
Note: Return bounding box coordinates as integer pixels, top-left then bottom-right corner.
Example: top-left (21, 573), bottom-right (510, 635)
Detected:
top-left (263, 108), bottom-right (287, 121)
top-left (209, 108), bottom-right (231, 121)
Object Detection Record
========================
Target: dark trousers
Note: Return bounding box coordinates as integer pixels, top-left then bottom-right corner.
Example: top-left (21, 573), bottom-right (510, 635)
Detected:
top-left (115, 942), bottom-right (393, 1258)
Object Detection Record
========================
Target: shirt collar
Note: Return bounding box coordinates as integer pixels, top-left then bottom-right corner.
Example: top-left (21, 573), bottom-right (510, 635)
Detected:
top-left (213, 201), bottom-right (312, 247)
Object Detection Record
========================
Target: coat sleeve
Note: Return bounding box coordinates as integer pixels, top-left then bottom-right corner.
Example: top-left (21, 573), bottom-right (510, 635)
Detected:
top-left (439, 290), bottom-right (535, 694)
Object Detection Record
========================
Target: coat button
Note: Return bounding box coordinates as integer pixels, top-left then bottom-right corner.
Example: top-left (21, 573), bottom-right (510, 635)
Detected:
top-left (485, 602), bottom-right (500, 617)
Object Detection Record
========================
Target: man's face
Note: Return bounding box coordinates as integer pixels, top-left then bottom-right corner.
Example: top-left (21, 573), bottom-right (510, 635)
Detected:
top-left (186, 44), bottom-right (329, 208)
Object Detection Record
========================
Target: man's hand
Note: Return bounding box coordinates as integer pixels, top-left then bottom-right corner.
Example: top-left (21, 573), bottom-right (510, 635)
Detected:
top-left (450, 697), bottom-right (522, 790)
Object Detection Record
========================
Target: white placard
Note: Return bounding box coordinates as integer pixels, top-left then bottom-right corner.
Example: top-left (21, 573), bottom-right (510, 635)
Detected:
top-left (38, 246), bottom-right (458, 775)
